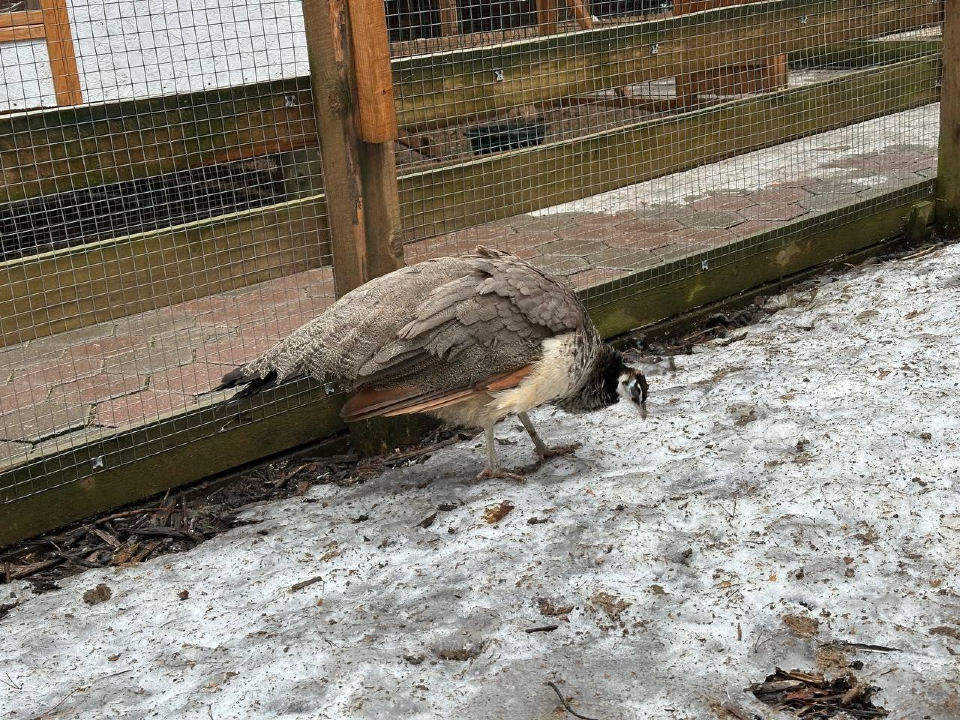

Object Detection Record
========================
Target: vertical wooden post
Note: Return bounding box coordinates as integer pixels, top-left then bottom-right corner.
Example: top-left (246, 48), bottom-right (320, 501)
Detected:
top-left (438, 0), bottom-right (459, 36)
top-left (39, 0), bottom-right (82, 105)
top-left (301, 0), bottom-right (404, 297)
top-left (567, 0), bottom-right (593, 29)
top-left (937, 0), bottom-right (960, 237)
top-left (674, 0), bottom-right (786, 107)
top-left (348, 0), bottom-right (405, 280)
top-left (536, 0), bottom-right (559, 35)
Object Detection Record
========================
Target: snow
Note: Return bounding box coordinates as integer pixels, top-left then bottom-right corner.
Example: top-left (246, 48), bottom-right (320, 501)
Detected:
top-left (1, 0), bottom-right (309, 110)
top-left (533, 104), bottom-right (939, 214)
top-left (2, 244), bottom-right (959, 718)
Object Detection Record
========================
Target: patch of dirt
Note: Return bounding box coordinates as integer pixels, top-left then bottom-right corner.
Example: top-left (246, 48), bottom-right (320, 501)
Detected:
top-left (537, 598), bottom-right (574, 621)
top-left (749, 667), bottom-right (887, 719)
top-left (82, 583), bottom-right (112, 605)
top-left (587, 591), bottom-right (631, 630)
top-left (782, 614), bottom-right (820, 638)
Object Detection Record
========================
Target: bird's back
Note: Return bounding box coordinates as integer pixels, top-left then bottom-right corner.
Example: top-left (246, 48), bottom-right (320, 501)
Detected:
top-left (222, 247), bottom-right (596, 402)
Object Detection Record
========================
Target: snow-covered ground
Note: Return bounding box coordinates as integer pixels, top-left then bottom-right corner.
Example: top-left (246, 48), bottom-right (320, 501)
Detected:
top-left (2, 243), bottom-right (960, 719)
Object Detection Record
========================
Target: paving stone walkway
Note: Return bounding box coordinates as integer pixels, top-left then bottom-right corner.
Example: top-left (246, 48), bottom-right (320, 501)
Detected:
top-left (0, 106), bottom-right (939, 469)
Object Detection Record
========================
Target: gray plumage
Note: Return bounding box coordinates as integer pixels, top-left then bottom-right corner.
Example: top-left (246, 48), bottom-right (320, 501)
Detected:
top-left (219, 246), bottom-right (647, 479)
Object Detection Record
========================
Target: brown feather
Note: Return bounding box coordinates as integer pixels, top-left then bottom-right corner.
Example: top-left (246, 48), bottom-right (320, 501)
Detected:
top-left (340, 363), bottom-right (537, 422)
top-left (484, 364), bottom-right (536, 391)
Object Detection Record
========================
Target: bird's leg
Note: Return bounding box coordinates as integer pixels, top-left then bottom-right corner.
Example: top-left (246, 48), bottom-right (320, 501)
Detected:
top-left (517, 412), bottom-right (581, 464)
top-left (475, 424), bottom-right (525, 482)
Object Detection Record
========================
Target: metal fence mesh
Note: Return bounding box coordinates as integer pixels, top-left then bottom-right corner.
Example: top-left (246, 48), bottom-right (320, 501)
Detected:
top-left (388, 0), bottom-right (940, 297)
top-left (0, 0), bottom-right (943, 508)
top-left (1, 0), bottom-right (335, 500)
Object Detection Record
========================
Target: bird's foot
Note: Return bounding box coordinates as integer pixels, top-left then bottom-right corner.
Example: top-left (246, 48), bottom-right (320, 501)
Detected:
top-left (538, 442), bottom-right (582, 461)
top-left (521, 442), bottom-right (582, 474)
top-left (475, 467), bottom-right (526, 483)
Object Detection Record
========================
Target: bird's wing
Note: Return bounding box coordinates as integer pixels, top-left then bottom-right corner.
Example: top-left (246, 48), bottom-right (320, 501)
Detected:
top-left (352, 247), bottom-right (592, 387)
top-left (218, 248), bottom-right (594, 414)
top-left (338, 248), bottom-right (593, 421)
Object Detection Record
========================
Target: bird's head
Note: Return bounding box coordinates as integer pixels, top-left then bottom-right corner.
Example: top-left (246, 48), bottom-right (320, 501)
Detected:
top-left (555, 345), bottom-right (649, 416)
top-left (617, 367), bottom-right (649, 419)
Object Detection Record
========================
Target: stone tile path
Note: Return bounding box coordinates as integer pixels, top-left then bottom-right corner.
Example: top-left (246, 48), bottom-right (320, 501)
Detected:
top-left (0, 106), bottom-right (939, 469)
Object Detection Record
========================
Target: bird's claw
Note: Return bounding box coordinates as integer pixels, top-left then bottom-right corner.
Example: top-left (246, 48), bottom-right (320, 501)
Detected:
top-left (538, 442), bottom-right (582, 461)
top-left (475, 467), bottom-right (526, 483)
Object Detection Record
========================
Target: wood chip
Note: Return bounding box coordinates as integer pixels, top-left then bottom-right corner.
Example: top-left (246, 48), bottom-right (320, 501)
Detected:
top-left (482, 500), bottom-right (515, 524)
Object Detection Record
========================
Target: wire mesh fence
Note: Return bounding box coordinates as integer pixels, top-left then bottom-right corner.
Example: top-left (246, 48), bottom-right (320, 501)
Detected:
top-left (0, 0), bottom-right (945, 532)
top-left (389, 0), bottom-right (941, 298)
top-left (1, 0), bottom-right (336, 506)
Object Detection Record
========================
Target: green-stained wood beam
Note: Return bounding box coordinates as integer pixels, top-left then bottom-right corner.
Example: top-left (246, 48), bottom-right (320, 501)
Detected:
top-left (0, 383), bottom-right (346, 549)
top-left (586, 182), bottom-right (935, 337)
top-left (0, 193), bottom-right (330, 348)
top-left (0, 76), bottom-right (316, 204)
top-left (790, 38), bottom-right (942, 68)
top-left (391, 0), bottom-right (939, 128)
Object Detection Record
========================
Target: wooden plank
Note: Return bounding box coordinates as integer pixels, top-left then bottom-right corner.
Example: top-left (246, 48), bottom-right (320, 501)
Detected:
top-left (358, 141), bottom-right (405, 280)
top-left (0, 23), bottom-right (45, 42)
top-left (0, 194), bottom-right (330, 347)
top-left (392, 0), bottom-right (939, 128)
top-left (396, 55), bottom-right (941, 242)
top-left (0, 10), bottom-right (44, 29)
top-left (302, 0), bottom-right (367, 296)
top-left (0, 76), bottom-right (316, 205)
top-left (347, 0), bottom-right (399, 143)
top-left (0, 183), bottom-right (933, 547)
top-left (587, 182), bottom-right (934, 338)
top-left (438, 0), bottom-right (459, 36)
top-left (0, 385), bottom-right (347, 549)
top-left (937, 0), bottom-right (960, 235)
top-left (39, 0), bottom-right (82, 105)
top-left (791, 38), bottom-right (943, 67)
top-left (678, 54), bottom-right (788, 99)
top-left (762, 54), bottom-right (788, 91)
top-left (674, 0), bottom-right (745, 12)
top-left (567, 0), bottom-right (593, 29)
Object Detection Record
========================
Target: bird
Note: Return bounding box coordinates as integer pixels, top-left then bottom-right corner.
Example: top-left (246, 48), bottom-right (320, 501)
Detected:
top-left (216, 246), bottom-right (648, 480)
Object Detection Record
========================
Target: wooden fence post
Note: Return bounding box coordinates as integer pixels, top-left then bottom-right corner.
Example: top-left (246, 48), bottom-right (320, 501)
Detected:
top-left (301, 0), bottom-right (404, 298)
top-left (39, 0), bottom-right (82, 105)
top-left (937, 0), bottom-right (960, 237)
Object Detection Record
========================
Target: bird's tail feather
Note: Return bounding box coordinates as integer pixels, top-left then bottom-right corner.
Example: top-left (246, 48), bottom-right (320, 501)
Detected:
top-left (216, 366), bottom-right (280, 399)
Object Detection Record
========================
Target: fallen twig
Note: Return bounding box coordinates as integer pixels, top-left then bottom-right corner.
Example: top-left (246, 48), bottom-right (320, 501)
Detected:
top-left (525, 624), bottom-right (559, 634)
top-left (715, 332), bottom-right (748, 347)
top-left (818, 640), bottom-right (900, 654)
top-left (289, 575), bottom-right (324, 593)
top-left (546, 680), bottom-right (602, 720)
top-left (900, 245), bottom-right (938, 261)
